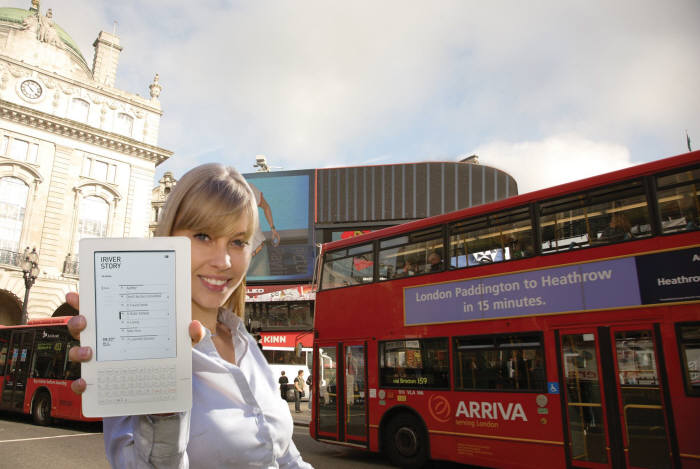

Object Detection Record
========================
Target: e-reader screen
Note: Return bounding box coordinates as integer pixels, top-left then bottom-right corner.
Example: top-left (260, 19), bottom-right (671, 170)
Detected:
top-left (94, 250), bottom-right (176, 361)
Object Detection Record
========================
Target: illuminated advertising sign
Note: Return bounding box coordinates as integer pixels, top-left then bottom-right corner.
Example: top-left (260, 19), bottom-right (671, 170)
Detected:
top-left (404, 246), bottom-right (700, 325)
top-left (243, 170), bottom-right (315, 282)
top-left (245, 284), bottom-right (314, 302)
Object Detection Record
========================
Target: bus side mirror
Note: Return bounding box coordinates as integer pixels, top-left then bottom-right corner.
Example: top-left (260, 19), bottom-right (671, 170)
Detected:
top-left (295, 342), bottom-right (303, 357)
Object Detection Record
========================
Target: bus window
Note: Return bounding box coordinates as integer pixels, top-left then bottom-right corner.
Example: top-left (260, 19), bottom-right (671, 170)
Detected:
top-left (321, 243), bottom-right (374, 289)
top-left (453, 333), bottom-right (545, 391)
top-left (378, 227), bottom-right (443, 280)
top-left (539, 180), bottom-right (650, 253)
top-left (0, 330), bottom-right (9, 371)
top-left (379, 338), bottom-right (449, 389)
top-left (32, 331), bottom-right (68, 379)
top-left (677, 322), bottom-right (700, 396)
top-left (449, 206), bottom-right (533, 269)
top-left (65, 339), bottom-right (80, 380)
top-left (656, 166), bottom-right (700, 233)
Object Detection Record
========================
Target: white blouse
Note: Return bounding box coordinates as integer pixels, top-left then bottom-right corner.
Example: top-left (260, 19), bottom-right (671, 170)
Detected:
top-left (103, 310), bottom-right (313, 469)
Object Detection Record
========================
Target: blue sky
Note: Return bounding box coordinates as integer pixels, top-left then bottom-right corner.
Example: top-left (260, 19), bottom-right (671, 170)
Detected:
top-left (10, 0), bottom-right (700, 194)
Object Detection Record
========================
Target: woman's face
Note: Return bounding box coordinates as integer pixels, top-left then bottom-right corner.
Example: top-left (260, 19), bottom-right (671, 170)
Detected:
top-left (173, 212), bottom-right (252, 318)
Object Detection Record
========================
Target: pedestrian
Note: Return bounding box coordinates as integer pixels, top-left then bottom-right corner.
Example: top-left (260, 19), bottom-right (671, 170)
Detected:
top-left (279, 370), bottom-right (289, 400)
top-left (66, 163), bottom-right (312, 468)
top-left (294, 369), bottom-right (305, 413)
top-left (306, 373), bottom-right (312, 410)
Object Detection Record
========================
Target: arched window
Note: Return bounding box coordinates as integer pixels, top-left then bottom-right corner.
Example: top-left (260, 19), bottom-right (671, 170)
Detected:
top-left (70, 98), bottom-right (90, 123)
top-left (74, 196), bottom-right (109, 253)
top-left (116, 113), bottom-right (133, 136)
top-left (0, 177), bottom-right (29, 253)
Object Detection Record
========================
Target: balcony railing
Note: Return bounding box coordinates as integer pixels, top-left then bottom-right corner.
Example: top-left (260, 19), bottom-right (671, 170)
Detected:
top-left (0, 248), bottom-right (21, 268)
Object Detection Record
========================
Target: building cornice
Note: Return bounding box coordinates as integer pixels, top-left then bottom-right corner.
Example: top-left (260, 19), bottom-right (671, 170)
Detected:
top-left (0, 98), bottom-right (173, 166)
top-left (0, 54), bottom-right (163, 115)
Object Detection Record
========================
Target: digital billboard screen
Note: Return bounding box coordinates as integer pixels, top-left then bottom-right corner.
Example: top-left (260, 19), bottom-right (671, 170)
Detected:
top-left (243, 170), bottom-right (315, 283)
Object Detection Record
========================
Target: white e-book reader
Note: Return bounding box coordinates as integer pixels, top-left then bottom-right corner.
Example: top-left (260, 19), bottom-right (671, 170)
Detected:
top-left (79, 237), bottom-right (192, 417)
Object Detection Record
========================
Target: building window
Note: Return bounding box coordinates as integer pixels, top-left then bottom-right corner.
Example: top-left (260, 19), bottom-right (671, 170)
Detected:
top-left (116, 113), bottom-right (133, 137)
top-left (74, 196), bottom-right (109, 253)
top-left (92, 160), bottom-right (108, 181)
top-left (70, 98), bottom-right (90, 123)
top-left (0, 177), bottom-right (29, 252)
top-left (81, 153), bottom-right (117, 184)
top-left (1, 135), bottom-right (38, 164)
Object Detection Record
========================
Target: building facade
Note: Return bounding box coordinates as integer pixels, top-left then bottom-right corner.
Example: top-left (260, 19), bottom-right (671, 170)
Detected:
top-left (242, 157), bottom-right (517, 378)
top-left (0, 2), bottom-right (171, 324)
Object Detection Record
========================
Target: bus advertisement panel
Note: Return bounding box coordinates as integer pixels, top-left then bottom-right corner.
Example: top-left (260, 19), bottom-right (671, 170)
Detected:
top-left (310, 150), bottom-right (700, 469)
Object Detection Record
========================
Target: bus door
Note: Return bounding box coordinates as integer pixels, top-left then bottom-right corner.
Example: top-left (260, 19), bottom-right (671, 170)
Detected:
top-left (343, 342), bottom-right (367, 445)
top-left (315, 342), bottom-right (368, 446)
top-left (557, 326), bottom-right (676, 469)
top-left (1, 330), bottom-right (35, 410)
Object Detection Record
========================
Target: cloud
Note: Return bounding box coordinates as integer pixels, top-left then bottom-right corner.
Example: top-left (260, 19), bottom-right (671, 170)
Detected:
top-left (472, 135), bottom-right (634, 194)
top-left (7, 0), bottom-right (700, 182)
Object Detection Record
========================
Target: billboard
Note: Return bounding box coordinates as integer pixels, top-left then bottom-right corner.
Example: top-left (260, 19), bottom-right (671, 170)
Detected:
top-left (403, 246), bottom-right (700, 326)
top-left (243, 170), bottom-right (315, 282)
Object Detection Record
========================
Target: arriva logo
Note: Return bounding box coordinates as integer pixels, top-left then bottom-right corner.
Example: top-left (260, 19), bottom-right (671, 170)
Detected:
top-left (456, 401), bottom-right (528, 421)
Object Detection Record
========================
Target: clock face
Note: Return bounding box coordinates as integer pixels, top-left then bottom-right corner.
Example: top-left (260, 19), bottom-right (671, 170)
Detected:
top-left (20, 79), bottom-right (42, 99)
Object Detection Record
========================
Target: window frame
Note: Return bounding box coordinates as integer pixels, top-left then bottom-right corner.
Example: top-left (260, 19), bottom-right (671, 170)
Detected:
top-left (320, 242), bottom-right (375, 290)
top-left (377, 226), bottom-right (445, 281)
top-left (448, 205), bottom-right (533, 270)
top-left (538, 179), bottom-right (651, 254)
top-left (378, 337), bottom-right (450, 390)
top-left (676, 322), bottom-right (700, 397)
top-left (453, 332), bottom-right (547, 393)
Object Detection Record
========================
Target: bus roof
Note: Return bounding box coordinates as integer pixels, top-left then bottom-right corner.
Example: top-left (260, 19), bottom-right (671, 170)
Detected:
top-left (0, 316), bottom-right (72, 329)
top-left (321, 150), bottom-right (699, 252)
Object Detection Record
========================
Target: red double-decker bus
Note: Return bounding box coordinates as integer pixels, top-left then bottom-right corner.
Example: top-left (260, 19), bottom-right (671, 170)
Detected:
top-left (0, 316), bottom-right (96, 425)
top-left (310, 150), bottom-right (700, 469)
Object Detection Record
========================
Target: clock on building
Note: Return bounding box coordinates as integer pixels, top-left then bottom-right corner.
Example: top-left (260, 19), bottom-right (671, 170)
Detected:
top-left (20, 79), bottom-right (42, 99)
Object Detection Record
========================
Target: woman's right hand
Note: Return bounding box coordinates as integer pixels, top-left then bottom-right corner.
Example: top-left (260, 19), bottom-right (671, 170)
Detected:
top-left (66, 291), bottom-right (207, 395)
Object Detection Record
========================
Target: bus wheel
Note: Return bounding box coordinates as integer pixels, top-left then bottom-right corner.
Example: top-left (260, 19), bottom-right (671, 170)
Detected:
top-left (32, 392), bottom-right (52, 426)
top-left (384, 413), bottom-right (428, 469)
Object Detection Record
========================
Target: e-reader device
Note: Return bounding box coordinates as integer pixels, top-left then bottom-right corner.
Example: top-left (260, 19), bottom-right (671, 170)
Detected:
top-left (79, 237), bottom-right (192, 417)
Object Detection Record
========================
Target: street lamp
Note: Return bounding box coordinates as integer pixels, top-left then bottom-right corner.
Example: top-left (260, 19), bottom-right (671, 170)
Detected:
top-left (21, 247), bottom-right (39, 325)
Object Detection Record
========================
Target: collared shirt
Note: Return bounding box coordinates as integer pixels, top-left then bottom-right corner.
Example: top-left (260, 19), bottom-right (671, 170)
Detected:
top-left (103, 310), bottom-right (313, 469)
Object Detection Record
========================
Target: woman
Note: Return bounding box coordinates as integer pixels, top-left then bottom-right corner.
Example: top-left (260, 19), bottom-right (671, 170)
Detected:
top-left (67, 163), bottom-right (313, 468)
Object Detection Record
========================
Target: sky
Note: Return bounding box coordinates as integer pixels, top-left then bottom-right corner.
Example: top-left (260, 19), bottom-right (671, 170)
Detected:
top-left (9, 0), bottom-right (700, 194)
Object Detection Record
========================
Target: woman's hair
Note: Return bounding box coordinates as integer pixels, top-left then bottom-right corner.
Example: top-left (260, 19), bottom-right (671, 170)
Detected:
top-left (155, 163), bottom-right (258, 317)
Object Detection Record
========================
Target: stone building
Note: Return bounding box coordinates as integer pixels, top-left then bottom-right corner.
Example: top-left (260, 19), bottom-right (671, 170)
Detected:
top-left (0, 1), bottom-right (172, 323)
top-left (149, 171), bottom-right (176, 237)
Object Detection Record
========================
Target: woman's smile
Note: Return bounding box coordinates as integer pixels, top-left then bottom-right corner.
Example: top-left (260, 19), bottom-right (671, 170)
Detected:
top-left (199, 275), bottom-right (231, 291)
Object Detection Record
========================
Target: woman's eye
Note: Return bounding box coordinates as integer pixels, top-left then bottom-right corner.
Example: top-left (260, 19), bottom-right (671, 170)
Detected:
top-left (231, 239), bottom-right (249, 248)
top-left (193, 233), bottom-right (210, 242)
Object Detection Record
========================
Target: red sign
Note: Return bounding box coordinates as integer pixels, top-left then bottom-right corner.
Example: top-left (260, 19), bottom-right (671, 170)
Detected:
top-left (259, 332), bottom-right (313, 349)
top-left (341, 230), bottom-right (372, 239)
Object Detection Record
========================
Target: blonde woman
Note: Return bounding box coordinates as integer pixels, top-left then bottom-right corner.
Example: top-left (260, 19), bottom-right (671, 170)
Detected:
top-left (66, 163), bottom-right (313, 469)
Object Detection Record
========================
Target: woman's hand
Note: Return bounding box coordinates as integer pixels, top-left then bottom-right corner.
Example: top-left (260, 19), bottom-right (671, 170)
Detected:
top-left (66, 292), bottom-right (207, 395)
top-left (66, 292), bottom-right (91, 395)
